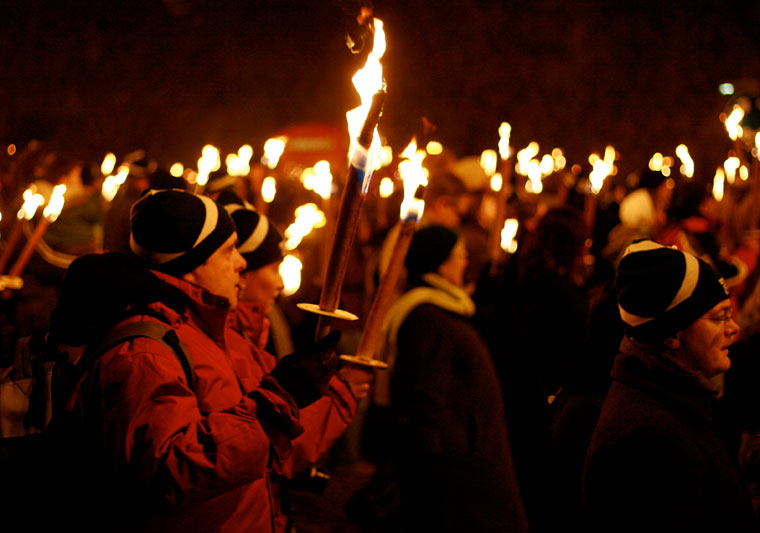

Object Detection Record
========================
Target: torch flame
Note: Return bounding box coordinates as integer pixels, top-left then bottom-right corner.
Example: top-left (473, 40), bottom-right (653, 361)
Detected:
top-left (262, 137), bottom-right (287, 169)
top-left (280, 254), bottom-right (303, 297)
top-left (262, 176), bottom-right (277, 203)
top-left (490, 173), bottom-right (503, 192)
top-left (426, 141), bottom-right (443, 155)
top-left (500, 218), bottom-right (519, 254)
top-left (170, 163), bottom-right (184, 177)
top-left (43, 185), bottom-right (66, 221)
top-left (379, 177), bottom-right (395, 198)
top-left (724, 156), bottom-right (740, 184)
top-left (480, 149), bottom-right (498, 177)
top-left (516, 142), bottom-right (539, 176)
top-left (675, 144), bottom-right (694, 178)
top-left (346, 18), bottom-right (386, 157)
top-left (498, 122), bottom-right (511, 160)
top-left (398, 137), bottom-right (428, 222)
top-left (284, 203), bottom-right (326, 250)
top-left (713, 167), bottom-right (725, 201)
top-left (18, 187), bottom-right (45, 220)
top-left (101, 153), bottom-right (117, 176)
top-left (589, 160), bottom-right (611, 194)
top-left (725, 105), bottom-right (744, 141)
top-left (197, 144), bottom-right (221, 186)
top-left (313, 160), bottom-right (333, 200)
top-left (101, 165), bottom-right (129, 202)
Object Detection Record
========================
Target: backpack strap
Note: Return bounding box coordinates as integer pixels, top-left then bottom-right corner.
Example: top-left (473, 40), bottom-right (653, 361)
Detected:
top-left (84, 322), bottom-right (196, 391)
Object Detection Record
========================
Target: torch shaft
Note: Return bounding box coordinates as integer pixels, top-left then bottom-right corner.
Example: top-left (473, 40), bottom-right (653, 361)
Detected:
top-left (313, 89), bottom-right (386, 338)
top-left (8, 217), bottom-right (52, 278)
top-left (0, 219), bottom-right (25, 274)
top-left (355, 219), bottom-right (415, 359)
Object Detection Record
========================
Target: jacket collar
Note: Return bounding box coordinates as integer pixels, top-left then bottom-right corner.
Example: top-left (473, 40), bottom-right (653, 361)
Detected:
top-left (148, 270), bottom-right (231, 347)
top-left (612, 336), bottom-right (719, 421)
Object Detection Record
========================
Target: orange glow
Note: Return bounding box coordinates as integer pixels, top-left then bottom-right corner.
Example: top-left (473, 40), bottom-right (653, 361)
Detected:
top-left (18, 187), bottom-right (45, 220)
top-left (725, 106), bottom-right (744, 141)
top-left (480, 149), bottom-right (498, 176)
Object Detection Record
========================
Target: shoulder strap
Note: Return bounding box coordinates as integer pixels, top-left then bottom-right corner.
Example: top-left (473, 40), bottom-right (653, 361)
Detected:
top-left (84, 322), bottom-right (196, 391)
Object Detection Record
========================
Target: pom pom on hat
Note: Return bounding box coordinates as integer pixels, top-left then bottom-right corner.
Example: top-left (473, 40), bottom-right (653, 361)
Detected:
top-left (217, 190), bottom-right (283, 271)
top-left (615, 240), bottom-right (729, 342)
top-left (405, 225), bottom-right (459, 281)
top-left (130, 189), bottom-right (235, 276)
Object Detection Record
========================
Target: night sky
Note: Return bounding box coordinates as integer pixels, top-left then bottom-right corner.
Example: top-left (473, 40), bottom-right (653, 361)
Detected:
top-left (2, 0), bottom-right (760, 180)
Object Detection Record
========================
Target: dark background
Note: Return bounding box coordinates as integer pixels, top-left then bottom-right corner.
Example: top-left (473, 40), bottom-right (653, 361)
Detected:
top-left (2, 0), bottom-right (759, 179)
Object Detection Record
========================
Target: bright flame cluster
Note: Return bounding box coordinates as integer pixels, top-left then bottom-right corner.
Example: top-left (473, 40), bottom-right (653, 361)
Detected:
top-left (284, 203), bottom-right (326, 250)
top-left (725, 106), bottom-right (744, 141)
top-left (498, 122), bottom-right (512, 160)
top-left (43, 185), bottom-right (67, 221)
top-left (346, 18), bottom-right (386, 158)
top-left (500, 218), bottom-right (519, 254)
top-left (262, 137), bottom-right (287, 169)
top-left (724, 156), bottom-right (740, 184)
top-left (675, 144), bottom-right (694, 178)
top-left (100, 153), bottom-right (117, 176)
top-left (301, 161), bottom-right (333, 200)
top-left (262, 177), bottom-right (277, 203)
top-left (18, 187), bottom-right (45, 220)
top-left (197, 145), bottom-right (221, 186)
top-left (480, 149), bottom-right (498, 177)
top-left (398, 138), bottom-right (428, 222)
top-left (226, 145), bottom-right (254, 176)
top-left (648, 152), bottom-right (675, 177)
top-left (374, 145), bottom-right (394, 171)
top-left (279, 254), bottom-right (303, 297)
top-left (713, 167), bottom-right (725, 201)
top-left (101, 165), bottom-right (129, 202)
top-left (588, 146), bottom-right (616, 194)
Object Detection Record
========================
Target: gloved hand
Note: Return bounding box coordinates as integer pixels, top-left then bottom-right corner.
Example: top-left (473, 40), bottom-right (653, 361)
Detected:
top-left (268, 330), bottom-right (341, 408)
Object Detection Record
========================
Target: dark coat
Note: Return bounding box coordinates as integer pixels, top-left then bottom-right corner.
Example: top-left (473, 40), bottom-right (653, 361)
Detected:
top-left (392, 301), bottom-right (528, 532)
top-left (583, 338), bottom-right (757, 532)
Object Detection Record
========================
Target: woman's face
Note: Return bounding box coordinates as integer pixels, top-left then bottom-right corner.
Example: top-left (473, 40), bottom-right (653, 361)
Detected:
top-left (240, 261), bottom-right (284, 313)
top-left (437, 238), bottom-right (468, 287)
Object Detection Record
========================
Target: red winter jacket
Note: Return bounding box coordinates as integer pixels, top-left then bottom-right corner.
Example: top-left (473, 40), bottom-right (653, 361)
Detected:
top-left (229, 301), bottom-right (357, 480)
top-left (69, 271), bottom-right (306, 532)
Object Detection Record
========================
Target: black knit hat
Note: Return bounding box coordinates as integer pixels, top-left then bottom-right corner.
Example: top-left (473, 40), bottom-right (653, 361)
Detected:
top-left (405, 225), bottom-right (459, 280)
top-left (615, 240), bottom-right (729, 342)
top-left (129, 189), bottom-right (236, 276)
top-left (217, 190), bottom-right (283, 271)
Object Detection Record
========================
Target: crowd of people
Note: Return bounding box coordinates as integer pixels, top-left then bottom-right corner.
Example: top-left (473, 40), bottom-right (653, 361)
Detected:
top-left (1, 138), bottom-right (759, 531)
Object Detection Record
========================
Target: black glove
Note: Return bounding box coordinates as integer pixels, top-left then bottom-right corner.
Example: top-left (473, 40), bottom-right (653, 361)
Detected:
top-left (268, 330), bottom-right (341, 408)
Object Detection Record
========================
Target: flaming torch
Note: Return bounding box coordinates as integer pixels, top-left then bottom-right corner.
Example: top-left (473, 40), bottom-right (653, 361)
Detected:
top-left (487, 122), bottom-right (513, 274)
top-left (341, 138), bottom-right (427, 368)
top-left (298, 18), bottom-right (388, 337)
top-left (0, 187), bottom-right (45, 274)
top-left (3, 185), bottom-right (66, 296)
top-left (584, 146), bottom-right (615, 238)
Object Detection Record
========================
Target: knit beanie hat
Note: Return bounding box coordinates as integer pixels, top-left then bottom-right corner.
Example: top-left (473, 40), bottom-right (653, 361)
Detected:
top-left (405, 225), bottom-right (459, 280)
top-left (615, 240), bottom-right (729, 342)
top-left (129, 189), bottom-right (235, 276)
top-left (204, 168), bottom-right (239, 194)
top-left (217, 190), bottom-right (283, 271)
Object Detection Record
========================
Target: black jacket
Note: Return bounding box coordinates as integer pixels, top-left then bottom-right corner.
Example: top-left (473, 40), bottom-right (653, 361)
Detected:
top-left (583, 338), bottom-right (757, 532)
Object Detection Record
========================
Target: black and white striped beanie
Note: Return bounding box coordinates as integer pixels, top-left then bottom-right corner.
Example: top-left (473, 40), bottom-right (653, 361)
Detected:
top-left (615, 240), bottom-right (729, 342)
top-left (217, 190), bottom-right (283, 271)
top-left (129, 189), bottom-right (235, 276)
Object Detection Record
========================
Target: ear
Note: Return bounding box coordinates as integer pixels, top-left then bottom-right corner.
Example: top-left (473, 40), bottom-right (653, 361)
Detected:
top-left (663, 334), bottom-right (681, 350)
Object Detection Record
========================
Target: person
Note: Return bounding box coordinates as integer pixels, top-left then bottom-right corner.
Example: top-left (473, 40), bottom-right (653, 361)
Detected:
top-left (583, 239), bottom-right (757, 532)
top-left (54, 189), bottom-right (341, 532)
top-left (218, 191), bottom-right (373, 526)
top-left (371, 225), bottom-right (528, 532)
